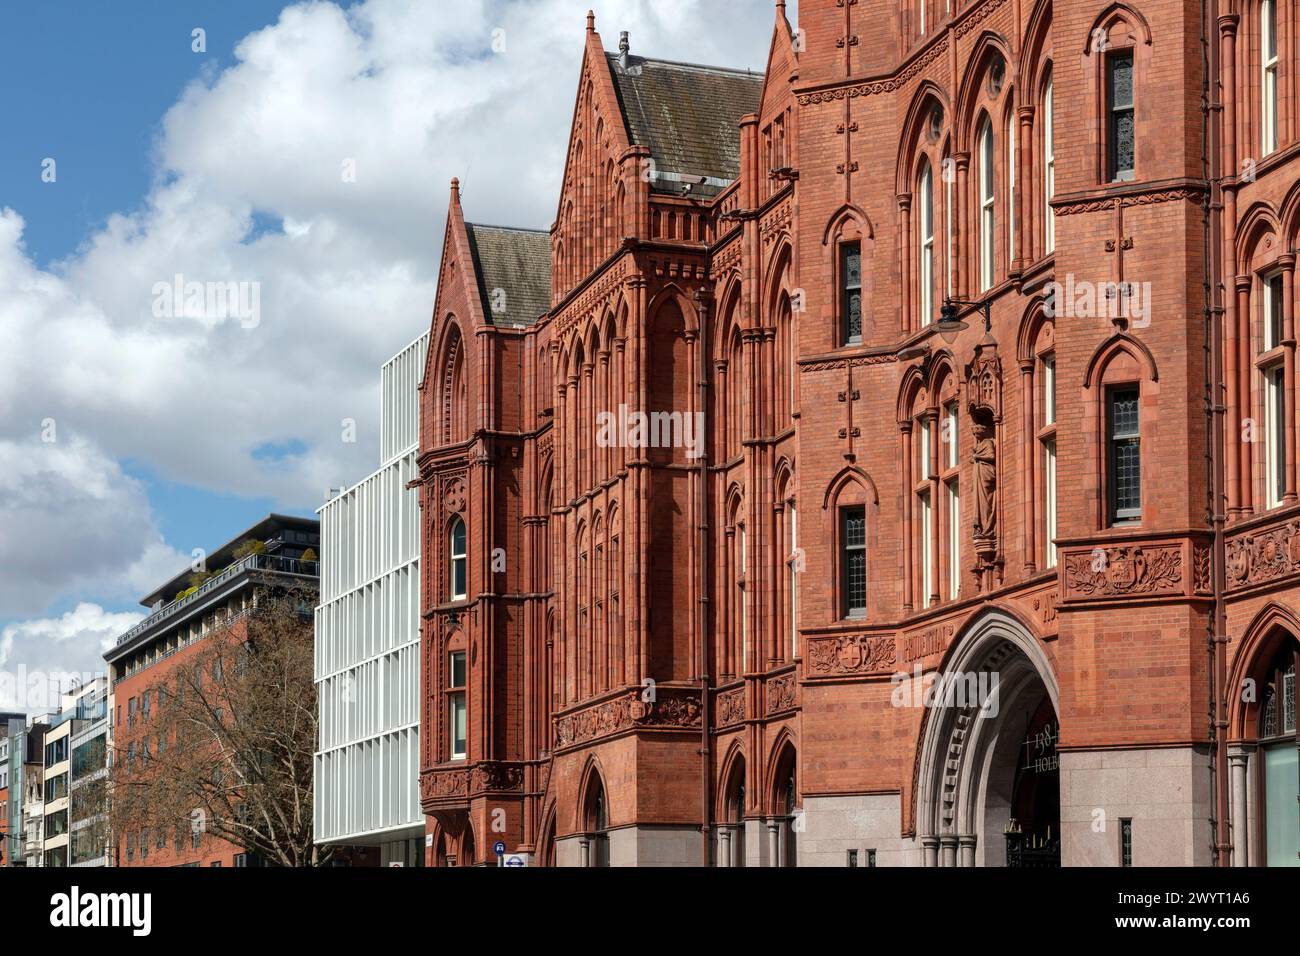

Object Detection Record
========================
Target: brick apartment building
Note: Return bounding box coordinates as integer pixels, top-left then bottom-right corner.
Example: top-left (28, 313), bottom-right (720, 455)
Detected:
top-left (104, 514), bottom-right (320, 867)
top-left (415, 0), bottom-right (1300, 866)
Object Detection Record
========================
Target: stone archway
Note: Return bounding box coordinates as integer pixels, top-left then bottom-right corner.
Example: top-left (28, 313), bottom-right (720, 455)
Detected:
top-left (916, 608), bottom-right (1060, 867)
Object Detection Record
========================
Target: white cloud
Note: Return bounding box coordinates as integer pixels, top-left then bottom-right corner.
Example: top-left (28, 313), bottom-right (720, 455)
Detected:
top-left (0, 604), bottom-right (143, 712)
top-left (0, 1), bottom-right (784, 629)
top-left (0, 435), bottom-right (188, 617)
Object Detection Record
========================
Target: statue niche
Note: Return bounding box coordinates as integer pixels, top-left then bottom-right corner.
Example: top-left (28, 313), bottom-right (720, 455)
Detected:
top-left (965, 337), bottom-right (1003, 590)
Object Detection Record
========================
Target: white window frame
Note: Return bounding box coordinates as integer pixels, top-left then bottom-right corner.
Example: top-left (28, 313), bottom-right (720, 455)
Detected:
top-left (1266, 365), bottom-right (1286, 508)
top-left (1045, 437), bottom-right (1058, 568)
top-left (979, 120), bottom-right (995, 292)
top-left (449, 650), bottom-right (467, 760)
top-left (920, 160), bottom-right (935, 327)
top-left (920, 490), bottom-right (934, 608)
top-left (1263, 0), bottom-right (1279, 156)
top-left (450, 516), bottom-right (467, 601)
top-left (946, 480), bottom-right (961, 599)
top-left (1007, 110), bottom-right (1017, 269)
top-left (1043, 73), bottom-right (1055, 253)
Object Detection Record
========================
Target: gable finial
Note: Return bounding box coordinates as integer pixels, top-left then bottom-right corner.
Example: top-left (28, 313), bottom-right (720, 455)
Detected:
top-left (586, 10), bottom-right (595, 32)
top-left (450, 177), bottom-right (460, 205)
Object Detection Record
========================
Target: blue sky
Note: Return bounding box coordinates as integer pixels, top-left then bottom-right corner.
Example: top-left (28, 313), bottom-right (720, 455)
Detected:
top-left (0, 0), bottom-right (788, 708)
top-left (1, 2), bottom-right (301, 588)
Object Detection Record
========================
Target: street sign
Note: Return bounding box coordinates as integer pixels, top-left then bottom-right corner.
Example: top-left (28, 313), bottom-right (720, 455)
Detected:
top-left (504, 854), bottom-right (528, 868)
top-left (493, 840), bottom-right (506, 856)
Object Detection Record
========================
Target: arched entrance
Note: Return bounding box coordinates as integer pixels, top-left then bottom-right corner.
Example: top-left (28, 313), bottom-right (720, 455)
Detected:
top-left (1228, 606), bottom-right (1299, 867)
top-left (916, 608), bottom-right (1060, 867)
top-left (580, 770), bottom-right (610, 867)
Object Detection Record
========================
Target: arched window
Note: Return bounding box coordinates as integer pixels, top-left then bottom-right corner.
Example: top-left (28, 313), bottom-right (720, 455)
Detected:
top-left (583, 774), bottom-right (610, 867)
top-left (773, 747), bottom-right (798, 867)
top-left (1006, 108), bottom-right (1017, 270)
top-left (1261, 268), bottom-right (1287, 508)
top-left (1043, 72), bottom-right (1055, 253)
top-left (1041, 349), bottom-right (1058, 566)
top-left (919, 159), bottom-right (935, 327)
top-left (1257, 641), bottom-right (1298, 864)
top-left (719, 759), bottom-right (746, 868)
top-left (1262, 0), bottom-right (1279, 156)
top-left (1106, 48), bottom-right (1136, 182)
top-left (786, 499), bottom-right (798, 659)
top-left (840, 240), bottom-right (863, 345)
top-left (978, 118), bottom-right (996, 291)
top-left (449, 516), bottom-right (467, 601)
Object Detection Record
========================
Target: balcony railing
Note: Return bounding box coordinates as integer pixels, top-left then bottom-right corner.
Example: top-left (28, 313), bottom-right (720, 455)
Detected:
top-left (114, 553), bottom-right (318, 647)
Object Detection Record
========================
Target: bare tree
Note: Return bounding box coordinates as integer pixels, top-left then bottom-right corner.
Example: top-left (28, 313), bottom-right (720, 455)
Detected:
top-left (110, 589), bottom-right (332, 867)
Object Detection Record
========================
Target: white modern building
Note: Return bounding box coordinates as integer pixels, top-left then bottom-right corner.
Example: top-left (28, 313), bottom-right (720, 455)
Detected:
top-left (315, 332), bottom-right (428, 865)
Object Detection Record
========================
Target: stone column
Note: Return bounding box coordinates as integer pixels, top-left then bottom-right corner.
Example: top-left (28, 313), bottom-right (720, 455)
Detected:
top-left (939, 833), bottom-right (958, 868)
top-left (718, 828), bottom-right (732, 868)
top-left (922, 835), bottom-right (940, 868)
top-left (766, 819), bottom-right (781, 867)
top-left (959, 834), bottom-right (977, 867)
top-left (579, 837), bottom-right (591, 868)
top-left (1228, 744), bottom-right (1253, 867)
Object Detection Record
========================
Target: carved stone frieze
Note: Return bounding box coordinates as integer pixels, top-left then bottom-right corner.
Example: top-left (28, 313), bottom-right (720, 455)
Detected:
top-left (553, 688), bottom-right (703, 749)
top-left (1062, 544), bottom-right (1183, 599)
top-left (806, 633), bottom-right (897, 676)
top-left (1226, 520), bottom-right (1300, 590)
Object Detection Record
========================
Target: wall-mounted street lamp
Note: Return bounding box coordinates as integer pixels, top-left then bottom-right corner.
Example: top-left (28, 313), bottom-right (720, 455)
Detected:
top-left (935, 296), bottom-right (994, 343)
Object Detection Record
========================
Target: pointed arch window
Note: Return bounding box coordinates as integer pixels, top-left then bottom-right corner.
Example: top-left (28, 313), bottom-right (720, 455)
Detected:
top-left (840, 506), bottom-right (867, 618)
top-left (449, 516), bottom-right (467, 601)
top-left (1258, 641), bottom-right (1298, 865)
top-left (978, 119), bottom-right (996, 292)
top-left (919, 160), bottom-right (935, 328)
top-left (840, 241), bottom-right (863, 345)
top-left (1107, 50), bottom-right (1136, 182)
top-left (1043, 72), bottom-right (1056, 253)
top-left (1007, 109), bottom-right (1017, 270)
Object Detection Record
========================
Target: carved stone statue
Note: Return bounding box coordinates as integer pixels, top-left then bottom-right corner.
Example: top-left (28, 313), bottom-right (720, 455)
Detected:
top-left (972, 414), bottom-right (996, 537)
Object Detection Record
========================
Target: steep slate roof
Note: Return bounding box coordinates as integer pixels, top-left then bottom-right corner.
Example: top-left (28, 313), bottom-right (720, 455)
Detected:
top-left (605, 53), bottom-right (763, 191)
top-left (463, 223), bottom-right (553, 327)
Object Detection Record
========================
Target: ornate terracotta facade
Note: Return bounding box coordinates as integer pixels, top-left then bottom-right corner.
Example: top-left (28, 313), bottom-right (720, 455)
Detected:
top-left (415, 0), bottom-right (1300, 866)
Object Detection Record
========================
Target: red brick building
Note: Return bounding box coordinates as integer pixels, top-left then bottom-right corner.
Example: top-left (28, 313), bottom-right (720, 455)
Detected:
top-left (416, 0), bottom-right (1300, 866)
top-left (105, 515), bottom-right (320, 867)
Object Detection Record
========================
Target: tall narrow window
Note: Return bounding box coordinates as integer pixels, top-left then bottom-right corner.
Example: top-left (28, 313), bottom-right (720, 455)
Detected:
top-left (1265, 272), bottom-right (1285, 351)
top-left (919, 0), bottom-right (926, 34)
top-left (919, 161), bottom-right (935, 327)
top-left (942, 400), bottom-right (960, 600)
top-left (945, 152), bottom-right (954, 297)
top-left (1108, 387), bottom-right (1141, 522)
top-left (1043, 73), bottom-right (1055, 253)
top-left (1263, 0), bottom-right (1279, 155)
top-left (449, 516), bottom-right (467, 601)
top-left (448, 650), bottom-right (467, 760)
top-left (1007, 110), bottom-right (1017, 268)
top-left (1043, 353), bottom-right (1058, 567)
top-left (739, 523), bottom-right (748, 671)
top-left (841, 242), bottom-right (863, 345)
top-left (1266, 366), bottom-right (1286, 507)
top-left (841, 506), bottom-right (867, 618)
top-left (1264, 273), bottom-right (1286, 508)
top-left (946, 482), bottom-right (960, 599)
top-left (979, 120), bottom-right (995, 291)
top-left (787, 503), bottom-right (799, 659)
top-left (919, 491), bottom-right (934, 607)
top-left (1107, 51), bottom-right (1135, 182)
